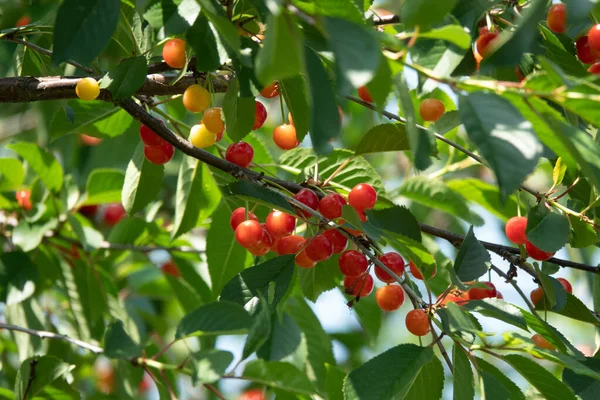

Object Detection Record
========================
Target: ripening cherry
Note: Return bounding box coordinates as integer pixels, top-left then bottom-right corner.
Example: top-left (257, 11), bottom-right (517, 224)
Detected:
top-left (162, 38), bottom-right (187, 69)
top-left (475, 30), bottom-right (500, 59)
top-left (588, 63), bottom-right (600, 75)
top-left (525, 241), bottom-right (555, 261)
top-left (277, 235), bottom-right (306, 255)
top-left (339, 250), bottom-right (369, 277)
top-left (295, 250), bottom-right (316, 268)
top-left (293, 188), bottom-right (319, 218)
top-left (324, 229), bottom-right (348, 253)
top-left (15, 189), bottom-right (32, 210)
top-left (138, 373), bottom-right (153, 394)
top-left (253, 101), bottom-right (267, 130)
top-left (16, 15), bottom-right (31, 27)
top-left (532, 334), bottom-right (556, 350)
top-left (230, 207), bottom-right (258, 230)
top-left (183, 84), bottom-right (210, 113)
top-left (265, 211), bottom-right (296, 238)
top-left (305, 234), bottom-right (333, 262)
top-left (248, 224), bottom-right (274, 256)
top-left (409, 260), bottom-right (437, 280)
top-left (505, 216), bottom-right (528, 244)
top-left (144, 142), bottom-right (174, 164)
top-left (273, 124), bottom-right (300, 150)
top-left (576, 36), bottom-right (598, 64)
top-left (546, 4), bottom-right (566, 34)
top-left (226, 142), bottom-right (254, 168)
top-left (80, 134), bottom-right (102, 146)
top-left (375, 252), bottom-right (405, 283)
top-left (76, 77), bottom-right (100, 101)
top-left (140, 124), bottom-right (166, 147)
top-left (557, 277), bottom-right (573, 294)
top-left (348, 183), bottom-right (377, 213)
top-left (240, 389), bottom-right (265, 400)
top-left (530, 287), bottom-right (544, 305)
top-left (318, 193), bottom-right (347, 220)
top-left (104, 203), bottom-right (126, 226)
top-left (376, 285), bottom-right (405, 311)
top-left (160, 261), bottom-right (181, 278)
top-left (587, 24), bottom-right (600, 55)
top-left (190, 124), bottom-right (216, 148)
top-left (441, 291), bottom-right (470, 306)
top-left (419, 99), bottom-right (445, 122)
top-left (344, 274), bottom-right (374, 298)
top-left (235, 220), bottom-right (263, 248)
top-left (203, 107), bottom-right (225, 135)
top-left (260, 82), bottom-right (279, 98)
top-left (357, 86), bottom-right (372, 103)
top-left (405, 309), bottom-right (430, 336)
top-left (467, 281), bottom-right (497, 300)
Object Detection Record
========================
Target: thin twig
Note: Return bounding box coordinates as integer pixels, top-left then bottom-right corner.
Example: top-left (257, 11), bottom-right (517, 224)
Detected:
top-left (204, 384), bottom-right (227, 400)
top-left (5, 36), bottom-right (94, 73)
top-left (0, 323), bottom-right (103, 353)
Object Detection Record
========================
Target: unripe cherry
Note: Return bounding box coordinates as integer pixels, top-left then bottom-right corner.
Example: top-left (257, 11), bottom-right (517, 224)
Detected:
top-left (357, 86), bottom-right (372, 103)
top-left (318, 193), bottom-right (347, 220)
top-left (348, 183), bottom-right (377, 213)
top-left (235, 220), bottom-right (263, 248)
top-left (260, 82), bottom-right (279, 98)
top-left (162, 38), bottom-right (186, 69)
top-left (253, 101), bottom-right (267, 130)
top-left (273, 124), bottom-right (299, 150)
top-left (225, 142), bottom-right (254, 168)
top-left (375, 252), bottom-right (405, 283)
top-left (293, 188), bottom-right (319, 218)
top-left (525, 241), bottom-right (555, 261)
top-left (339, 250), bottom-right (368, 277)
top-left (405, 309), bottom-right (430, 336)
top-left (276, 235), bottom-right (306, 255)
top-left (265, 211), bottom-right (296, 238)
top-left (505, 216), bottom-right (528, 244)
top-left (344, 274), bottom-right (374, 298)
top-left (305, 234), bottom-right (333, 262)
top-left (419, 99), bottom-right (445, 122)
top-left (323, 229), bottom-right (348, 253)
top-left (376, 285), bottom-right (405, 311)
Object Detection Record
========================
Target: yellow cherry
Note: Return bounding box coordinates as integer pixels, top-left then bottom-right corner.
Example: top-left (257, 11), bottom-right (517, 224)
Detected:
top-left (76, 77), bottom-right (100, 101)
top-left (189, 123), bottom-right (216, 148)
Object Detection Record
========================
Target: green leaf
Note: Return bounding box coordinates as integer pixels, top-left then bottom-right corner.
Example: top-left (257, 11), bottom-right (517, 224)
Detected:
top-left (67, 214), bottom-right (104, 251)
top-left (325, 17), bottom-right (380, 91)
top-left (298, 252), bottom-right (344, 301)
top-left (143, 0), bottom-right (199, 35)
top-left (242, 360), bottom-right (317, 395)
top-left (419, 25), bottom-right (471, 49)
top-left (175, 301), bottom-right (253, 339)
top-left (83, 169), bottom-right (125, 204)
top-left (52, 0), bottom-right (120, 65)
top-left (8, 142), bottom-right (63, 192)
top-left (397, 73), bottom-right (431, 170)
top-left (552, 158), bottom-right (567, 187)
top-left (366, 54), bottom-right (393, 110)
top-left (503, 354), bottom-right (576, 400)
top-left (453, 345), bottom-right (474, 400)
top-left (365, 205), bottom-right (422, 242)
top-left (563, 357), bottom-right (600, 400)
top-left (122, 143), bottom-right (164, 215)
top-left (354, 123), bottom-right (410, 155)
top-left (0, 252), bottom-right (38, 305)
top-left (526, 203), bottom-right (570, 253)
top-left (14, 356), bottom-right (72, 400)
top-left (255, 11), bottom-right (304, 84)
top-left (187, 15), bottom-right (225, 72)
top-left (279, 75), bottom-right (310, 141)
top-left (351, 292), bottom-right (382, 343)
top-left (50, 101), bottom-right (133, 140)
top-left (403, 355), bottom-right (445, 399)
top-left (325, 364), bottom-right (346, 400)
top-left (99, 56), bottom-right (148, 100)
top-left (222, 78), bottom-right (255, 142)
top-left (438, 302), bottom-right (483, 336)
top-left (242, 296), bottom-right (271, 359)
top-left (225, 180), bottom-right (294, 212)
top-left (190, 350), bottom-right (234, 386)
top-left (12, 220), bottom-right (58, 252)
top-left (295, 0), bottom-right (364, 24)
top-left (257, 312), bottom-right (303, 361)
top-left (459, 92), bottom-right (543, 202)
top-left (478, 357), bottom-right (526, 400)
top-left (447, 179), bottom-right (518, 221)
top-left (206, 202), bottom-right (250, 298)
top-left (220, 255), bottom-right (295, 311)
top-left (463, 298), bottom-right (528, 331)
top-left (172, 158), bottom-right (221, 239)
top-left (344, 344), bottom-right (435, 399)
top-left (0, 158), bottom-right (24, 192)
top-left (453, 226), bottom-right (490, 281)
top-left (197, 0), bottom-right (240, 53)
top-left (401, 0), bottom-right (459, 28)
top-left (305, 47), bottom-right (341, 154)
top-left (398, 176), bottom-right (484, 226)
top-left (103, 320), bottom-right (141, 359)
top-left (569, 215), bottom-right (598, 248)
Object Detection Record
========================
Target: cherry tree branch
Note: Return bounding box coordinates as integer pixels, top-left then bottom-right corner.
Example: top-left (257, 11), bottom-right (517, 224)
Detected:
top-left (0, 322), bottom-right (103, 353)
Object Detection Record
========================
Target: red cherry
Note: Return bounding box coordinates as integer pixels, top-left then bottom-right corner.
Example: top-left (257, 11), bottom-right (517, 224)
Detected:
top-left (505, 216), bottom-right (528, 244)
top-left (357, 86), bottom-right (372, 103)
top-left (467, 281), bottom-right (497, 300)
top-left (305, 234), bottom-right (333, 262)
top-left (441, 291), bottom-right (470, 306)
top-left (526, 241), bottom-right (555, 261)
top-left (293, 189), bottom-right (319, 218)
top-left (16, 15), bottom-right (31, 27)
top-left (375, 252), bottom-right (405, 283)
top-left (161, 261), bottom-right (181, 278)
top-left (476, 31), bottom-right (500, 59)
top-left (588, 63), bottom-right (600, 75)
top-left (348, 183), bottom-right (377, 213)
top-left (557, 277), bottom-right (573, 294)
top-left (376, 285), bottom-right (405, 311)
top-left (240, 389), bottom-right (265, 400)
top-left (235, 220), bottom-right (263, 248)
top-left (324, 229), bottom-right (348, 253)
top-left (225, 142), bottom-right (254, 168)
top-left (295, 250), bottom-right (316, 268)
top-left (138, 373), bottom-right (153, 393)
top-left (532, 333), bottom-right (556, 350)
top-left (144, 142), bottom-right (174, 164)
top-left (265, 211), bottom-right (296, 238)
top-left (318, 193), bottom-right (347, 220)
top-left (589, 24), bottom-right (600, 55)
top-left (104, 204), bottom-right (126, 226)
top-left (273, 124), bottom-right (299, 150)
top-left (260, 82), bottom-right (279, 98)
top-left (253, 101), bottom-right (267, 130)
top-left (162, 38), bottom-right (186, 69)
top-left (344, 274), bottom-right (374, 298)
top-left (530, 287), bottom-right (544, 305)
top-left (140, 124), bottom-right (166, 147)
top-left (248, 224), bottom-right (275, 256)
top-left (409, 260), bottom-right (436, 280)
top-left (405, 309), bottom-right (430, 336)
top-left (276, 235), bottom-right (306, 255)
top-left (15, 189), bottom-right (32, 210)
top-left (79, 204), bottom-right (98, 219)
top-left (419, 99), bottom-right (445, 122)
top-left (230, 207), bottom-right (258, 230)
top-left (576, 36), bottom-right (598, 64)
top-left (339, 250), bottom-right (369, 277)
top-left (496, 292), bottom-right (504, 300)
top-left (546, 4), bottom-right (566, 34)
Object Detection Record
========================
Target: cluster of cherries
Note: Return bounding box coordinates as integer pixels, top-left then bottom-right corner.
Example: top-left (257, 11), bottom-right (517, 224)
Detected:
top-left (505, 216), bottom-right (556, 261)
top-left (357, 86), bottom-right (446, 123)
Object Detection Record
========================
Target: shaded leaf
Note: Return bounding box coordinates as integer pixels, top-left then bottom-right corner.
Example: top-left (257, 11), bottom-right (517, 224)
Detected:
top-left (175, 301), bottom-right (253, 339)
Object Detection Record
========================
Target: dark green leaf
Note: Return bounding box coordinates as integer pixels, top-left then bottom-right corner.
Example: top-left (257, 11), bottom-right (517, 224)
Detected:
top-left (279, 75), bottom-right (310, 141)
top-left (122, 143), bottom-right (164, 215)
top-left (257, 313), bottom-right (303, 361)
top-left (438, 302), bottom-right (483, 336)
top-left (50, 101), bottom-right (133, 140)
top-left (403, 355), bottom-right (445, 399)
top-left (354, 123), bottom-right (410, 155)
top-left (242, 360), bottom-right (317, 395)
top-left (14, 356), bottom-right (71, 400)
top-left (52, 0), bottom-right (120, 65)
top-left (459, 92), bottom-right (543, 201)
top-left (242, 297), bottom-right (271, 359)
top-left (0, 252), bottom-right (38, 305)
top-left (478, 357), bottom-right (526, 400)
top-left (453, 345), bottom-right (474, 400)
top-left (0, 158), bottom-right (24, 192)
top-left (222, 78), bottom-right (255, 141)
top-left (401, 0), bottom-right (459, 28)
top-left (99, 56), bottom-right (148, 100)
top-left (8, 142), bottom-right (63, 191)
top-left (175, 301), bottom-right (253, 339)
top-left (187, 15), bottom-right (225, 72)
top-left (569, 215), bottom-right (598, 248)
top-left (453, 226), bottom-right (490, 281)
top-left (197, 0), bottom-right (240, 52)
top-left (298, 252), bottom-right (343, 301)
top-left (190, 350), bottom-right (234, 386)
top-left (365, 205), bottom-right (422, 242)
top-left (463, 298), bottom-right (528, 331)
top-left (325, 363), bottom-right (346, 400)
top-left (103, 320), bottom-right (141, 359)
top-left (83, 168), bottom-right (125, 204)
top-left (563, 357), bottom-right (600, 400)
top-left (397, 73), bottom-right (431, 170)
top-left (526, 203), bottom-right (570, 252)
top-left (366, 54), bottom-right (393, 110)
top-left (143, 0), bottom-right (199, 35)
